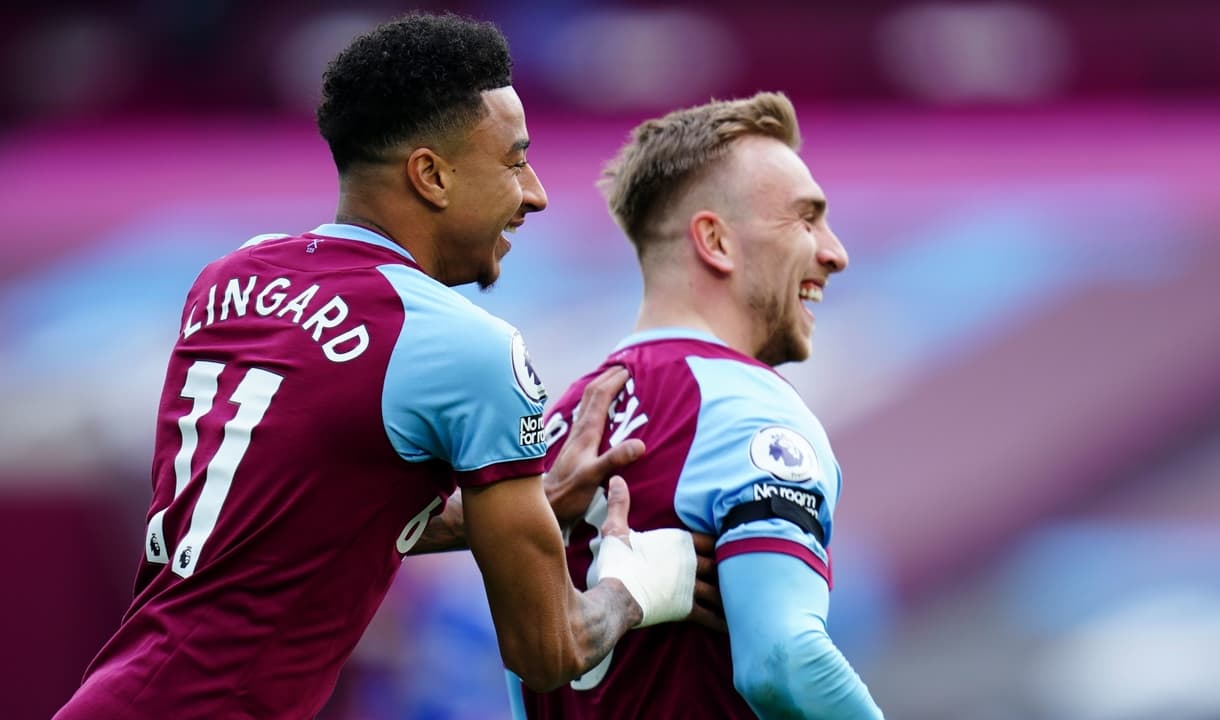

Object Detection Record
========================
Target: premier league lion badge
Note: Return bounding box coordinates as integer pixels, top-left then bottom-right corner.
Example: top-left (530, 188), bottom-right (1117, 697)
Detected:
top-left (748, 426), bottom-right (819, 483)
top-left (510, 331), bottom-right (547, 402)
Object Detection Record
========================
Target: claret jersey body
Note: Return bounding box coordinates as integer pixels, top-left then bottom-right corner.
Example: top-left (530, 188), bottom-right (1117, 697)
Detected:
top-left (522, 328), bottom-right (841, 720)
top-left (56, 224), bottom-right (548, 720)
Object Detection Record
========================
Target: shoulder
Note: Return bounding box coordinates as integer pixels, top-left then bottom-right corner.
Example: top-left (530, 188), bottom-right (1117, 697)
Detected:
top-left (685, 354), bottom-right (797, 404)
top-left (378, 266), bottom-right (531, 360)
top-left (672, 353), bottom-right (839, 537)
top-left (378, 265), bottom-right (513, 338)
top-left (683, 356), bottom-right (831, 480)
top-left (238, 232), bottom-right (293, 249)
top-left (607, 337), bottom-right (769, 403)
top-left (379, 269), bottom-right (546, 402)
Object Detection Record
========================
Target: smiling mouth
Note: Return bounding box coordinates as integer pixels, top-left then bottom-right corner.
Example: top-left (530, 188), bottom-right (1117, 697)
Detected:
top-left (497, 222), bottom-right (522, 254)
top-left (799, 281), bottom-right (823, 304)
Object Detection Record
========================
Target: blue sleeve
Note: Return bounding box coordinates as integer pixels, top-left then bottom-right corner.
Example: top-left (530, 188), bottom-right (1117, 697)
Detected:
top-left (504, 670), bottom-right (526, 720)
top-left (377, 264), bottom-right (547, 472)
top-left (721, 548), bottom-right (884, 719)
top-left (674, 356), bottom-right (840, 578)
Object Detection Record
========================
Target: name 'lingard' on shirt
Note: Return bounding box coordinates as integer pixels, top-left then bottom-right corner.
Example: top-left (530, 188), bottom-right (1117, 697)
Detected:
top-left (182, 275), bottom-right (369, 363)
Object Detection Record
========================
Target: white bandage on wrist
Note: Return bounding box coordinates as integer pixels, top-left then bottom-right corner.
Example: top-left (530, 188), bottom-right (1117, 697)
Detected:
top-left (593, 529), bottom-right (696, 628)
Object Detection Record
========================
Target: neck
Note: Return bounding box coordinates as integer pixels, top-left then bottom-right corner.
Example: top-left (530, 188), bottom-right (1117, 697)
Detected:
top-left (635, 283), bottom-right (755, 357)
top-left (334, 213), bottom-right (399, 245)
top-left (635, 299), bottom-right (712, 335)
top-left (334, 186), bottom-right (437, 275)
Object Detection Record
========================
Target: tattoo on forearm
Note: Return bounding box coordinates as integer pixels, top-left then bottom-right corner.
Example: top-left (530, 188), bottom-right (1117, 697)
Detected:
top-left (572, 579), bottom-right (641, 672)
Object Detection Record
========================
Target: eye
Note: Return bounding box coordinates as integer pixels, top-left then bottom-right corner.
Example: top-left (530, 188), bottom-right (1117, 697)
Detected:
top-left (510, 160), bottom-right (529, 173)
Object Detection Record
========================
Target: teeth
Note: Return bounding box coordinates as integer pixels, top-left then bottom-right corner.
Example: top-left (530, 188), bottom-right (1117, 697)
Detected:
top-left (799, 286), bottom-right (823, 303)
top-left (504, 225), bottom-right (518, 234)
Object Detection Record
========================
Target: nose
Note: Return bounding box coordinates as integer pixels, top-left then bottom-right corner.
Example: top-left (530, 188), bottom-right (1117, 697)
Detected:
top-left (521, 163), bottom-right (548, 213)
top-left (817, 226), bottom-right (848, 273)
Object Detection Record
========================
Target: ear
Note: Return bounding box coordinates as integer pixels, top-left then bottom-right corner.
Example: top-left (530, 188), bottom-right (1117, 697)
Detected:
top-left (405, 147), bottom-right (451, 209)
top-left (688, 210), bottom-right (734, 274)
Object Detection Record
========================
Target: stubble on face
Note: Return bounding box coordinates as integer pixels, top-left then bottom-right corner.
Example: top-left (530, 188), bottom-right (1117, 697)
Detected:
top-left (727, 140), bottom-right (819, 367)
top-left (747, 275), bottom-right (812, 367)
top-left (475, 238), bottom-right (510, 290)
top-left (442, 87), bottom-right (533, 289)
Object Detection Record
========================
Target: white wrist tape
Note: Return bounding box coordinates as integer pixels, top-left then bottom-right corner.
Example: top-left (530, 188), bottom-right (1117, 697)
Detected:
top-left (594, 529), bottom-right (696, 628)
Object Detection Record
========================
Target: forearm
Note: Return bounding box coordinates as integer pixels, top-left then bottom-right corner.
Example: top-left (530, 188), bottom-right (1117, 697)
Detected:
top-left (465, 476), bottom-right (613, 690)
top-left (406, 492), bottom-right (467, 554)
top-left (411, 467), bottom-right (598, 552)
top-left (567, 577), bottom-right (643, 675)
top-left (503, 569), bottom-right (643, 692)
top-left (723, 552), bottom-right (883, 719)
top-left (466, 476), bottom-right (692, 692)
top-left (735, 625), bottom-right (882, 719)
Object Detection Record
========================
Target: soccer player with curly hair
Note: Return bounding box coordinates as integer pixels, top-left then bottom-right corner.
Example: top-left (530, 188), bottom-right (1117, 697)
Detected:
top-left (53, 13), bottom-right (699, 719)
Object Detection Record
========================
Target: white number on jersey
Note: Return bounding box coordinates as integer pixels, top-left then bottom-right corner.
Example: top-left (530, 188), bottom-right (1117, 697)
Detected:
top-left (395, 496), bottom-right (443, 555)
top-left (571, 486), bottom-right (615, 690)
top-left (145, 361), bottom-right (284, 578)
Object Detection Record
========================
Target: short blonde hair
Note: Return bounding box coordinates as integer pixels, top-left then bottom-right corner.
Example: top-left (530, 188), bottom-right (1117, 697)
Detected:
top-left (600, 91), bottom-right (801, 250)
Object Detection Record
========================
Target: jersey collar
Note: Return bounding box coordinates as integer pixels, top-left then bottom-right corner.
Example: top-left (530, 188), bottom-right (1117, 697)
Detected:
top-left (309, 223), bottom-right (417, 262)
top-left (613, 327), bottom-right (728, 351)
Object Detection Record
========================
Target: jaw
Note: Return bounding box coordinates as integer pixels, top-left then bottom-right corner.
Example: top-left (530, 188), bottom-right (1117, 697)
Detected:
top-left (474, 237), bottom-right (510, 290)
top-left (433, 235), bottom-right (507, 288)
top-left (753, 316), bottom-right (812, 366)
top-left (779, 305), bottom-right (816, 365)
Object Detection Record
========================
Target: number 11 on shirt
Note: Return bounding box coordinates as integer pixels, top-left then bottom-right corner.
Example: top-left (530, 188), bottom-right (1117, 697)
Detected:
top-left (145, 360), bottom-right (284, 578)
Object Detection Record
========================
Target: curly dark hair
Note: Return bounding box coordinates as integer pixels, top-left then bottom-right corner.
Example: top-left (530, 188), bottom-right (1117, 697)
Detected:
top-left (316, 12), bottom-right (513, 172)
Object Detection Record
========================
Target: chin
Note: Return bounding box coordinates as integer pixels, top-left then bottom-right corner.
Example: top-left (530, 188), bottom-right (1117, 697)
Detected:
top-left (778, 337), bottom-right (813, 366)
top-left (755, 318), bottom-right (813, 365)
top-left (756, 345), bottom-right (796, 367)
top-left (475, 265), bottom-right (501, 291)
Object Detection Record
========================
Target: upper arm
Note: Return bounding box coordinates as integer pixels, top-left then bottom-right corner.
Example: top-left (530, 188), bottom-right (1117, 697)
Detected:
top-left (721, 549), bottom-right (883, 719)
top-left (377, 264), bottom-right (547, 480)
top-left (669, 357), bottom-right (879, 717)
top-left (673, 357), bottom-right (839, 580)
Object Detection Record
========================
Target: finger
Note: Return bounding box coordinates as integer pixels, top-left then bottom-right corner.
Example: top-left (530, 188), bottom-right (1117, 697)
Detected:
top-left (692, 532), bottom-right (718, 582)
top-left (600, 475), bottom-right (631, 540)
top-left (569, 366), bottom-right (629, 447)
top-left (691, 532), bottom-right (716, 556)
top-left (585, 437), bottom-right (645, 480)
top-left (687, 605), bottom-right (728, 633)
top-left (693, 579), bottom-right (722, 610)
top-left (585, 363), bottom-right (629, 397)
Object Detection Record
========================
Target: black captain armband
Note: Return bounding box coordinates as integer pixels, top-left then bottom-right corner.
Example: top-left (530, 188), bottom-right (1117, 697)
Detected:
top-left (720, 493), bottom-right (826, 547)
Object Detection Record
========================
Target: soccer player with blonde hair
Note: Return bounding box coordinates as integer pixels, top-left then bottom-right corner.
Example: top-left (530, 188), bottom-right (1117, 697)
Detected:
top-left (520, 92), bottom-right (884, 719)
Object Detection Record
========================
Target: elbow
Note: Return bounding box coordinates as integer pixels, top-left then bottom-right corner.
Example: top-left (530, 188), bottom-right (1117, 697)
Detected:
top-left (732, 629), bottom-right (882, 719)
top-left (502, 643), bottom-right (583, 693)
top-left (732, 631), bottom-right (811, 715)
top-left (511, 666), bottom-right (570, 694)
top-left (734, 660), bottom-right (804, 717)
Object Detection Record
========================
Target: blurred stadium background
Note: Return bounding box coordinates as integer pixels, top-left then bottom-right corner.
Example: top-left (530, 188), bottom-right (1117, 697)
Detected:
top-left (2, 1), bottom-right (1218, 718)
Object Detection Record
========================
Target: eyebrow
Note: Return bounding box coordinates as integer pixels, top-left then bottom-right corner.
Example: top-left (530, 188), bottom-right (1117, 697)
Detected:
top-left (510, 138), bottom-right (531, 153)
top-left (797, 197), bottom-right (827, 218)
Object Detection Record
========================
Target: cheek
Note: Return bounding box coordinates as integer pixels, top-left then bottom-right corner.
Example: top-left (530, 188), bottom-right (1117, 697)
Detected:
top-left (496, 174), bottom-right (522, 201)
top-left (507, 180), bottom-right (526, 210)
top-left (472, 175), bottom-right (519, 221)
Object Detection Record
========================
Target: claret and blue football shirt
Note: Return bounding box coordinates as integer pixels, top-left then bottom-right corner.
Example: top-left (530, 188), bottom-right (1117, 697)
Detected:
top-left (522, 327), bottom-right (842, 720)
top-left (57, 224), bottom-right (548, 720)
